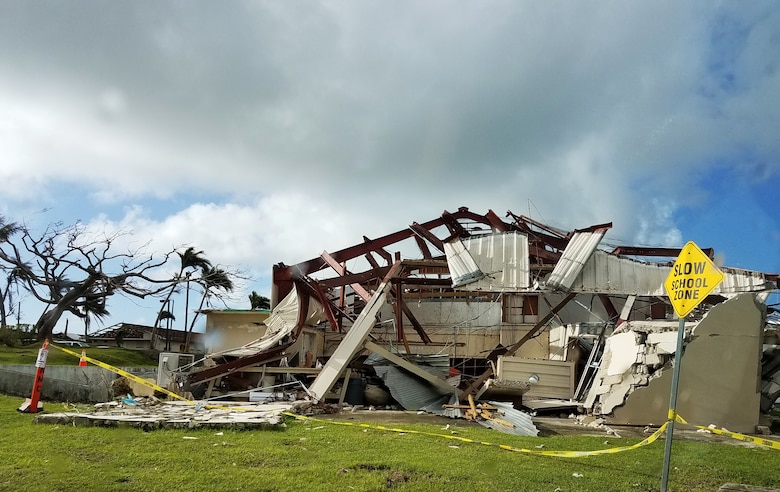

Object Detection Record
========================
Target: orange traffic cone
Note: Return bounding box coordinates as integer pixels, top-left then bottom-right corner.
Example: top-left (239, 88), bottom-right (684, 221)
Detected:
top-left (79, 349), bottom-right (87, 367)
top-left (18, 339), bottom-right (49, 413)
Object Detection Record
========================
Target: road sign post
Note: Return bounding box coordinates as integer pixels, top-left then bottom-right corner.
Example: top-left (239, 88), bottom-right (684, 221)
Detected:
top-left (660, 241), bottom-right (724, 492)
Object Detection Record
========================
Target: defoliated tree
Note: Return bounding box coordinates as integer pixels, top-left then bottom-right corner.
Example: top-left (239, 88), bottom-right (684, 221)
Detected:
top-left (0, 217), bottom-right (23, 328)
top-left (0, 216), bottom-right (178, 341)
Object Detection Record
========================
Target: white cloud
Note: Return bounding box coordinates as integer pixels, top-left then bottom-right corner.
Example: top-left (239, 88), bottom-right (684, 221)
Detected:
top-left (1, 1), bottom-right (779, 311)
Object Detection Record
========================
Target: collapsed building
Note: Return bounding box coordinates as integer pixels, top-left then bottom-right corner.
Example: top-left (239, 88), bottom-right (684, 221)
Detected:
top-left (186, 207), bottom-right (780, 434)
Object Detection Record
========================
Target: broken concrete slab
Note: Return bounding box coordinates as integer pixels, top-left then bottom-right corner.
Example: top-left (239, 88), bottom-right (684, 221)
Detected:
top-left (647, 331), bottom-right (679, 355)
top-left (605, 331), bottom-right (639, 376)
top-left (34, 399), bottom-right (296, 430)
top-left (612, 294), bottom-right (764, 433)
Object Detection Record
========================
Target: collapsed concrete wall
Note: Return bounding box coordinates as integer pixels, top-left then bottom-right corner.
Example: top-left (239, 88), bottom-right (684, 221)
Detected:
top-left (590, 294), bottom-right (763, 433)
top-left (584, 321), bottom-right (690, 414)
top-left (0, 365), bottom-right (156, 403)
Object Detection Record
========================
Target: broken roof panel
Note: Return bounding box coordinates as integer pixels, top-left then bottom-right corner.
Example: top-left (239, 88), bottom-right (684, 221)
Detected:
top-left (717, 267), bottom-right (776, 294)
top-left (568, 251), bottom-right (776, 297)
top-left (443, 240), bottom-right (484, 287)
top-left (482, 400), bottom-right (539, 437)
top-left (450, 232), bottom-right (530, 292)
top-left (546, 228), bottom-right (609, 292)
top-left (365, 353), bottom-right (461, 417)
top-left (220, 285), bottom-right (325, 358)
top-left (569, 250), bottom-right (669, 295)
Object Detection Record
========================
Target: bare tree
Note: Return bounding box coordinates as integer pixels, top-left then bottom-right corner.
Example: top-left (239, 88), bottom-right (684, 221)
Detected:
top-left (0, 217), bottom-right (178, 341)
top-left (0, 217), bottom-right (22, 328)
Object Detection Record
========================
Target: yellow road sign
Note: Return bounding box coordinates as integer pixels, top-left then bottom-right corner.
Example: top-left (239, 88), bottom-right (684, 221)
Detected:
top-left (664, 241), bottom-right (725, 317)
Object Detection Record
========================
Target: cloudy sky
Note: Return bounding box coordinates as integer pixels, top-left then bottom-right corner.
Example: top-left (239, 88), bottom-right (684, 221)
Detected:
top-left (1, 1), bottom-right (778, 331)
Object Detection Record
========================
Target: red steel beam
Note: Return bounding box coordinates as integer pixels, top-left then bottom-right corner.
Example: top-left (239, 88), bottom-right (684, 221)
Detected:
top-left (399, 297), bottom-right (432, 344)
top-left (611, 246), bottom-right (715, 259)
top-left (320, 251), bottom-right (373, 302)
top-left (409, 222), bottom-right (445, 252)
top-left (274, 207), bottom-right (501, 282)
top-left (413, 234), bottom-right (433, 259)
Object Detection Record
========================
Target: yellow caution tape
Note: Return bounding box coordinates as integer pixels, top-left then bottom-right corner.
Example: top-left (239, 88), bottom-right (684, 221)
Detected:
top-left (50, 344), bottom-right (275, 413)
top-left (281, 412), bottom-right (669, 458)
top-left (49, 344), bottom-right (780, 452)
top-left (688, 424), bottom-right (780, 451)
top-left (666, 410), bottom-right (779, 450)
top-left (51, 344), bottom-right (193, 403)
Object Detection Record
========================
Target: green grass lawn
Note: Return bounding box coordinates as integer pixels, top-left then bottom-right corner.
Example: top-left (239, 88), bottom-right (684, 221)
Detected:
top-left (0, 395), bottom-right (778, 492)
top-left (0, 344), bottom-right (157, 367)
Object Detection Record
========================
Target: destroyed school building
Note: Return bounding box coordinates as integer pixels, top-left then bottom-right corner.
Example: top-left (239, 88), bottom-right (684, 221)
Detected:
top-left (187, 207), bottom-right (780, 434)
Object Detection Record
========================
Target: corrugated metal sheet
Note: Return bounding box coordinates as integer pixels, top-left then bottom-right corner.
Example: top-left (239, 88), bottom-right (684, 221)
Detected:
top-left (443, 240), bottom-right (485, 287)
top-left (569, 251), bottom-right (668, 295)
top-left (568, 251), bottom-right (776, 296)
top-left (451, 232), bottom-right (530, 291)
top-left (718, 267), bottom-right (775, 294)
top-left (365, 353), bottom-right (461, 417)
top-left (480, 400), bottom-right (538, 436)
top-left (546, 229), bottom-right (607, 291)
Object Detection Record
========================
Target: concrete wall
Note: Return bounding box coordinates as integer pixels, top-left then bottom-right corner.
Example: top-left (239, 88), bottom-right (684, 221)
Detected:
top-left (611, 294), bottom-right (763, 433)
top-left (0, 365), bottom-right (156, 403)
top-left (204, 311), bottom-right (270, 353)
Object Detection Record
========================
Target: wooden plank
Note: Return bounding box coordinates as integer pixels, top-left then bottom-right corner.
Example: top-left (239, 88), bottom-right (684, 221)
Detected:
top-left (188, 345), bottom-right (289, 384)
top-left (337, 368), bottom-right (352, 406)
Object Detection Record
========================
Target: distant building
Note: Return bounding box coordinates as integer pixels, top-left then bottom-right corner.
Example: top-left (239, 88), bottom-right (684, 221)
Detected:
top-left (86, 323), bottom-right (205, 353)
top-left (199, 309), bottom-right (271, 354)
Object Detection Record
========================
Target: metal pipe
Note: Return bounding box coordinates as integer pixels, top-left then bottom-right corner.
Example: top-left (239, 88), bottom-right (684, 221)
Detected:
top-left (661, 316), bottom-right (686, 492)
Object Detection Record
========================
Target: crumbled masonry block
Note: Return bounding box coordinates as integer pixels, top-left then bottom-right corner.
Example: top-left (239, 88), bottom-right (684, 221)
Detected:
top-left (631, 374), bottom-right (649, 386)
top-left (644, 352), bottom-right (662, 366)
top-left (602, 374), bottom-right (623, 385)
top-left (756, 425), bottom-right (772, 435)
top-left (647, 332), bottom-right (679, 354)
top-left (594, 384), bottom-right (611, 395)
top-left (601, 380), bottom-right (633, 414)
top-left (634, 345), bottom-right (646, 363)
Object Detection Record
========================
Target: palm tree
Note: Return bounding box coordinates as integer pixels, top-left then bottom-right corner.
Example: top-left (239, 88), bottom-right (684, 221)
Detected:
top-left (184, 267), bottom-right (234, 352)
top-left (150, 247), bottom-right (211, 349)
top-left (249, 291), bottom-right (271, 310)
top-left (156, 310), bottom-right (175, 351)
top-left (79, 291), bottom-right (111, 339)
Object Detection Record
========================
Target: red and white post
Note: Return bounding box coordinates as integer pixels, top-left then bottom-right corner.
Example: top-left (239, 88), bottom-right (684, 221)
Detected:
top-left (18, 339), bottom-right (50, 413)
